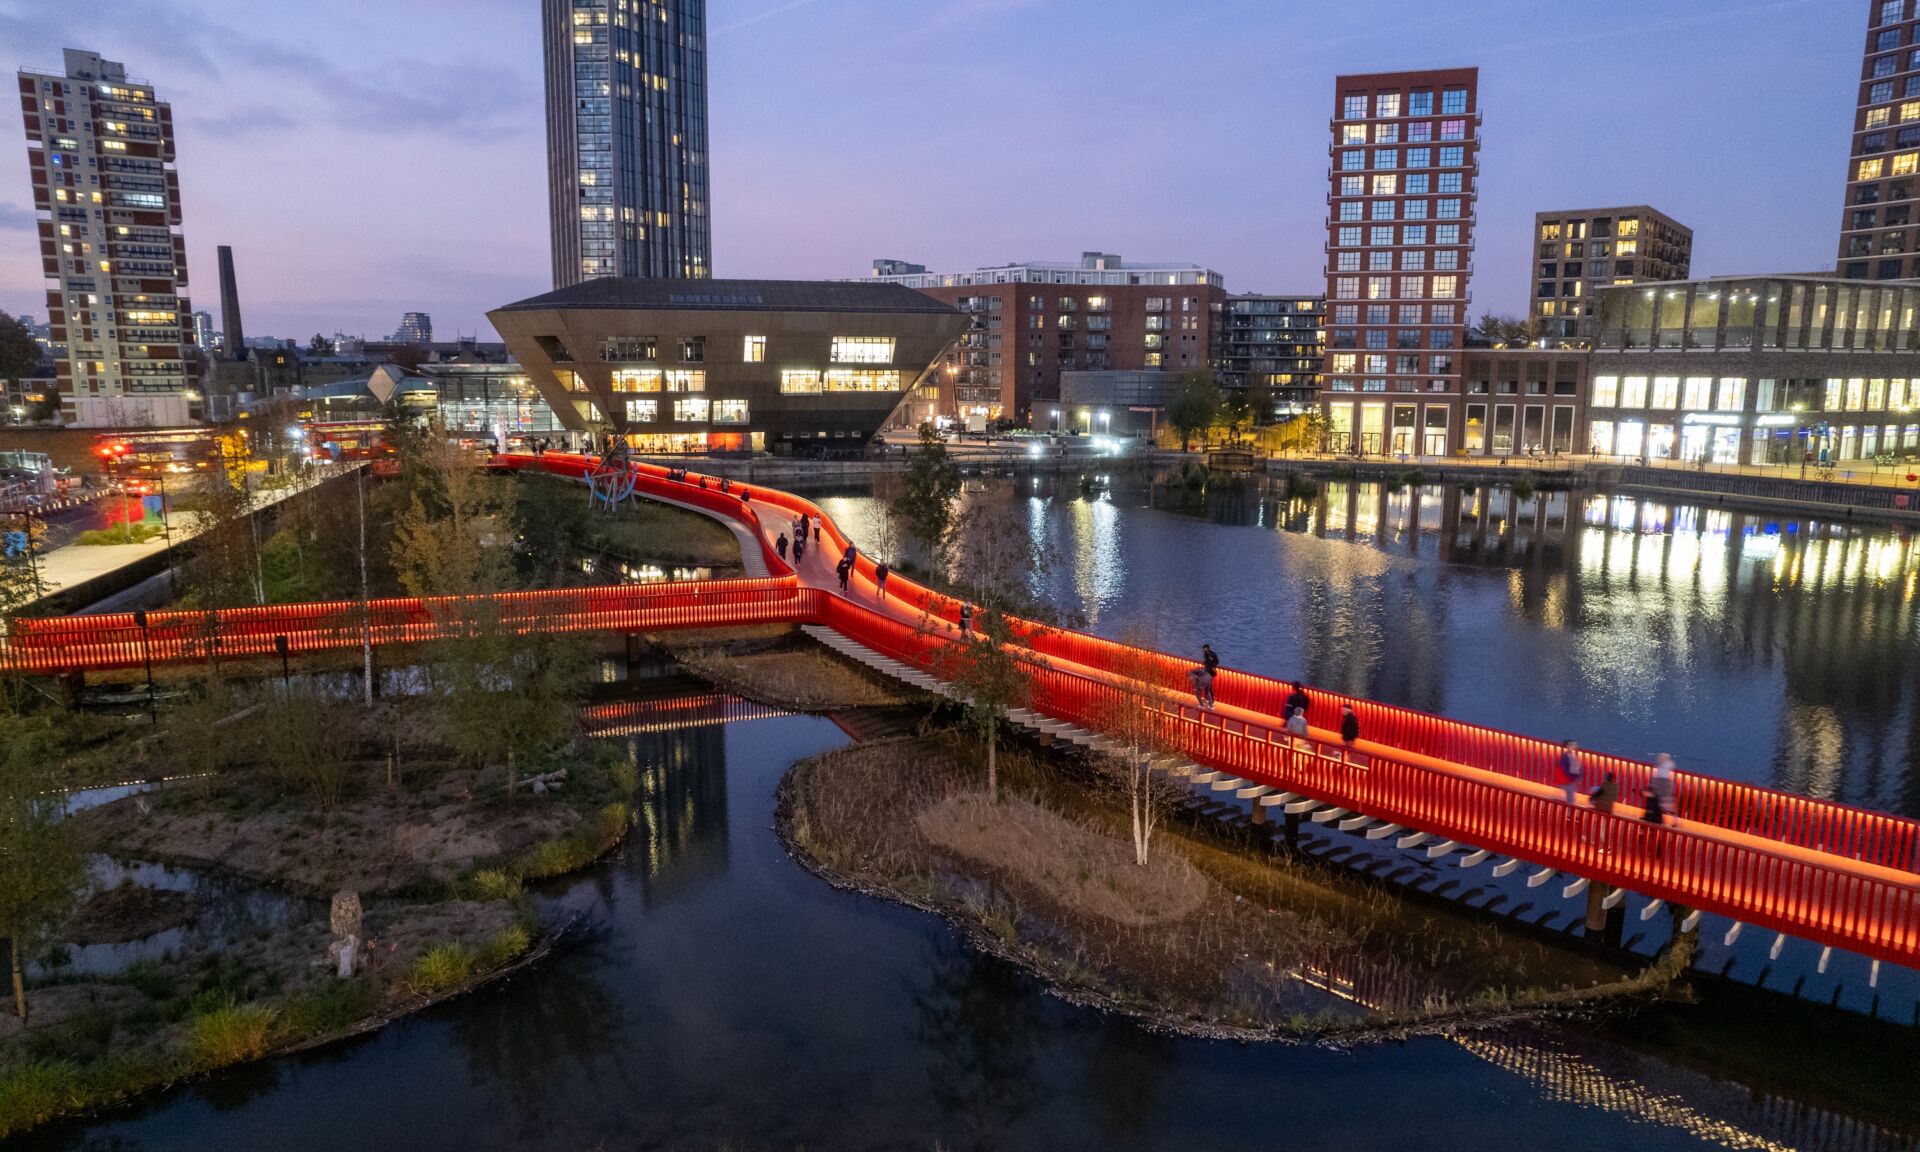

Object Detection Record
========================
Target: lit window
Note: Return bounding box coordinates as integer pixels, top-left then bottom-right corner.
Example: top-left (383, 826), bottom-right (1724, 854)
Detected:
top-left (1903, 101), bottom-right (1920, 122)
top-left (1372, 174), bottom-right (1397, 195)
top-left (743, 335), bottom-right (766, 363)
top-left (1342, 125), bottom-right (1366, 144)
top-left (602, 337), bottom-right (656, 362)
top-left (823, 369), bottom-right (902, 392)
top-left (1432, 275), bottom-right (1458, 298)
top-left (1376, 93), bottom-right (1401, 117)
top-left (830, 336), bottom-right (894, 364)
top-left (611, 369), bottom-right (661, 392)
top-left (712, 399), bottom-right (749, 424)
top-left (1870, 107), bottom-right (1893, 129)
top-left (781, 369), bottom-right (822, 394)
top-left (1717, 378), bottom-right (1745, 412)
top-left (1621, 376), bottom-right (1649, 408)
top-left (1340, 175), bottom-right (1365, 195)
top-left (1650, 377), bottom-right (1678, 409)
top-left (1682, 377), bottom-right (1712, 411)
top-left (672, 397), bottom-right (709, 422)
top-left (1373, 123), bottom-right (1399, 144)
top-left (1894, 152), bottom-right (1919, 176)
top-left (625, 398), bottom-right (658, 422)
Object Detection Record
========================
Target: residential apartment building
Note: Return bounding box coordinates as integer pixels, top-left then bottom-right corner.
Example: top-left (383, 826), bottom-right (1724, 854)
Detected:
top-left (858, 253), bottom-right (1226, 425)
top-left (1584, 275), bottom-right (1920, 466)
top-left (1839, 0), bottom-right (1920, 280)
top-left (1531, 206), bottom-right (1692, 346)
top-left (20, 49), bottom-right (199, 427)
top-left (543, 0), bottom-right (711, 287)
top-left (1322, 68), bottom-right (1480, 456)
top-left (1213, 294), bottom-right (1323, 416)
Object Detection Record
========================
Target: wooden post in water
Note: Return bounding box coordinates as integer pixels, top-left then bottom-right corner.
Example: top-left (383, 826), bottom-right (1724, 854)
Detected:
top-left (1585, 882), bottom-right (1609, 934)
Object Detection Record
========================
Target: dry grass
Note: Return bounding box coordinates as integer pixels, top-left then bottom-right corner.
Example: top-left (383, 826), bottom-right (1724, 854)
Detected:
top-left (917, 794), bottom-right (1207, 928)
top-left (786, 732), bottom-right (1643, 1036)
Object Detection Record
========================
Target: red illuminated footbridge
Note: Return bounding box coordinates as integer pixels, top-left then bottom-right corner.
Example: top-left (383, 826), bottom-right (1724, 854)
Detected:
top-left (6, 452), bottom-right (1916, 979)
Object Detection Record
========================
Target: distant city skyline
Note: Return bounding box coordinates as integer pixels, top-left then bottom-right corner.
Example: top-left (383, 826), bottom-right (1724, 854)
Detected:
top-left (0, 0), bottom-right (1864, 341)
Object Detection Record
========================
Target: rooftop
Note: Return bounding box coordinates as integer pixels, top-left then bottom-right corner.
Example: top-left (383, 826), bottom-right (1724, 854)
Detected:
top-left (494, 278), bottom-right (960, 316)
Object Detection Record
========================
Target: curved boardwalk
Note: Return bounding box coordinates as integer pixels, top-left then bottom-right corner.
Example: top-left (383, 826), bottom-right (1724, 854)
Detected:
top-left (7, 451), bottom-right (1916, 976)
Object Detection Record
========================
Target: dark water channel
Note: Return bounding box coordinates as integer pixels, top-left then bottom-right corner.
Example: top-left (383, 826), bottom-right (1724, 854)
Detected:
top-left (30, 707), bottom-right (1917, 1152)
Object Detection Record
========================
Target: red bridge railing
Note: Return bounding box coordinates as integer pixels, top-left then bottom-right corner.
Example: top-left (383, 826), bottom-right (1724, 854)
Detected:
top-left (7, 450), bottom-right (1916, 969)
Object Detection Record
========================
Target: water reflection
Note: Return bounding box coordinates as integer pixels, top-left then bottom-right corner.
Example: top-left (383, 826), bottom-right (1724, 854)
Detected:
top-left (795, 473), bottom-right (1920, 817)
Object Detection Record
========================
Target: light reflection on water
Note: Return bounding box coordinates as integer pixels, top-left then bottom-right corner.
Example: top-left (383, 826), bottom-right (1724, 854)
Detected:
top-left (794, 473), bottom-right (1920, 818)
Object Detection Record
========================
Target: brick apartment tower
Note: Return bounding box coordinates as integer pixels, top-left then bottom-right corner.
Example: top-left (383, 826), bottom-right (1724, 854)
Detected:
top-left (20, 49), bottom-right (198, 427)
top-left (1321, 67), bottom-right (1479, 456)
top-left (1839, 0), bottom-right (1920, 280)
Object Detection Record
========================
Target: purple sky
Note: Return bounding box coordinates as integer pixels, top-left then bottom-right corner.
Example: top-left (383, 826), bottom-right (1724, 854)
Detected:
top-left (0, 0), bottom-right (1864, 342)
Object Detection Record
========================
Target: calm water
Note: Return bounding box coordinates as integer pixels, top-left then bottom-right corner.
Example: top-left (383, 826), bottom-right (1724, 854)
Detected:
top-left (810, 472), bottom-right (1920, 819)
top-left (31, 707), bottom-right (1911, 1152)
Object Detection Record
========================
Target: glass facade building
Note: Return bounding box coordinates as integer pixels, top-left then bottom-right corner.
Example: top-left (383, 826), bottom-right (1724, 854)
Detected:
top-left (544, 0), bottom-right (710, 288)
top-left (1586, 276), bottom-right (1920, 466)
top-left (1212, 295), bottom-right (1324, 416)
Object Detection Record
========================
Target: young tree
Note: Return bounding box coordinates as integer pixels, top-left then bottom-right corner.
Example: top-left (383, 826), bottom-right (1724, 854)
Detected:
top-left (1167, 371), bottom-right (1225, 452)
top-left (934, 489), bottom-right (1057, 803)
top-left (306, 333), bottom-right (332, 357)
top-left (1090, 641), bottom-right (1186, 865)
top-left (391, 420), bottom-right (517, 598)
top-left (0, 717), bottom-right (82, 1022)
top-left (442, 623), bottom-right (585, 801)
top-left (890, 423), bottom-right (963, 569)
top-left (183, 445), bottom-right (264, 608)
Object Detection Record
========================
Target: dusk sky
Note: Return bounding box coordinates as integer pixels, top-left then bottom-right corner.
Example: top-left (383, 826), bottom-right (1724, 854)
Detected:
top-left (0, 0), bottom-right (1865, 343)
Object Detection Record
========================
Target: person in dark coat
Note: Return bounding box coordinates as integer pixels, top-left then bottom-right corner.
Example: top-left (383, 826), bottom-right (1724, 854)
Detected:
top-left (1286, 681), bottom-right (1311, 720)
top-left (775, 534), bottom-right (788, 561)
top-left (958, 602), bottom-right (974, 638)
top-left (874, 562), bottom-right (890, 599)
top-left (1202, 644), bottom-right (1219, 676)
top-left (1339, 706), bottom-right (1359, 744)
top-left (836, 558), bottom-right (852, 593)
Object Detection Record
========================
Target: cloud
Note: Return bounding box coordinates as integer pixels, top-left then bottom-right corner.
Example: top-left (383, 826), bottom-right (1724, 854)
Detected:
top-left (714, 0), bottom-right (820, 35)
top-left (0, 203), bottom-right (38, 231)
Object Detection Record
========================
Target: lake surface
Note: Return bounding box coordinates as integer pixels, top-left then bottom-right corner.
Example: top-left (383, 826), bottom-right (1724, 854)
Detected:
top-left (31, 707), bottom-right (1914, 1151)
top-left (810, 472), bottom-right (1920, 819)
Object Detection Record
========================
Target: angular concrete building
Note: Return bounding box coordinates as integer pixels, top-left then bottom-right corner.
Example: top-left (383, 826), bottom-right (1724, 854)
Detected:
top-left (489, 278), bottom-right (966, 453)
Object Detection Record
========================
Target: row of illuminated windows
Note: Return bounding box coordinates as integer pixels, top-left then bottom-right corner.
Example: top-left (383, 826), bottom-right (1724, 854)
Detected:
top-left (609, 369), bottom-right (705, 392)
top-left (1332, 223), bottom-right (1463, 248)
top-left (1329, 353), bottom-right (1457, 375)
top-left (1333, 250), bottom-right (1462, 272)
top-left (1330, 275), bottom-right (1461, 300)
top-left (1863, 100), bottom-right (1920, 129)
top-left (1590, 375), bottom-right (1748, 412)
top-left (1540, 218), bottom-right (1645, 241)
top-left (1823, 377), bottom-right (1919, 412)
top-left (1334, 197), bottom-right (1467, 222)
top-left (1339, 89), bottom-right (1469, 119)
top-left (623, 397), bottom-right (747, 423)
top-left (778, 369), bottom-right (903, 393)
top-left (1856, 152), bottom-right (1919, 180)
top-left (599, 335), bottom-right (892, 365)
top-left (1594, 281), bottom-right (1920, 351)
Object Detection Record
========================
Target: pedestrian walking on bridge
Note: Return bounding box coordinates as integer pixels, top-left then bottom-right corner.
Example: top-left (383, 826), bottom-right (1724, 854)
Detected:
top-left (875, 562), bottom-right (890, 599)
top-left (1286, 682), bottom-right (1311, 721)
top-left (1339, 705), bottom-right (1359, 744)
top-left (836, 557), bottom-right (852, 593)
top-left (776, 533), bottom-right (788, 562)
top-left (1558, 739), bottom-right (1584, 806)
top-left (958, 602), bottom-right (974, 639)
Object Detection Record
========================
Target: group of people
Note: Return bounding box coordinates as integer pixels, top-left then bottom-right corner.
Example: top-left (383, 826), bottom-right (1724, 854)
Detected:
top-left (1558, 739), bottom-right (1677, 830)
